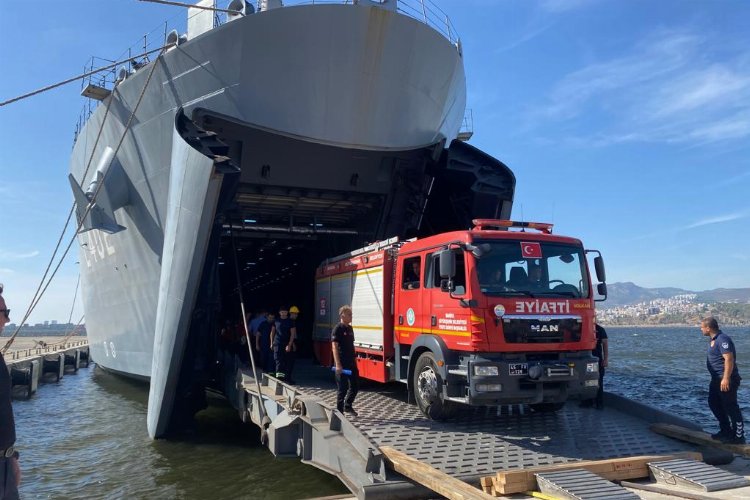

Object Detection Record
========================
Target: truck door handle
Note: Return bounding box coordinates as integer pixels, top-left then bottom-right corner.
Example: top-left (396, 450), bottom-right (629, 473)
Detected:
top-left (399, 315), bottom-right (404, 325)
top-left (431, 315), bottom-right (437, 326)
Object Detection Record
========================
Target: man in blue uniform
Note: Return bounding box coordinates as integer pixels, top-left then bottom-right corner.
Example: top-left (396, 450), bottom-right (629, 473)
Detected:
top-left (1, 291), bottom-right (21, 499)
top-left (702, 317), bottom-right (745, 444)
top-left (332, 305), bottom-right (359, 416)
top-left (255, 312), bottom-right (275, 373)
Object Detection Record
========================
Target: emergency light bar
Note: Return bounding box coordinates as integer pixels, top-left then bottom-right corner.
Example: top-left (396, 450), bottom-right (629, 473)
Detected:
top-left (472, 219), bottom-right (554, 234)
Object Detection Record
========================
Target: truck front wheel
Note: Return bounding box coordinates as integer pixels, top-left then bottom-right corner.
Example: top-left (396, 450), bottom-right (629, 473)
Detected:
top-left (413, 352), bottom-right (456, 420)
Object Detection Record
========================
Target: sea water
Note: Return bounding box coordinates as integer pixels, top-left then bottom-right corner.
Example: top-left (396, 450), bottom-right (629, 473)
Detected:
top-left (12, 325), bottom-right (749, 498)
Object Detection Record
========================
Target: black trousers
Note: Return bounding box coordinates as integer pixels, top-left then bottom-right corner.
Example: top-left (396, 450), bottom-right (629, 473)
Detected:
top-left (708, 378), bottom-right (744, 437)
top-left (273, 346), bottom-right (289, 378)
top-left (336, 369), bottom-right (359, 411)
top-left (0, 456), bottom-right (19, 500)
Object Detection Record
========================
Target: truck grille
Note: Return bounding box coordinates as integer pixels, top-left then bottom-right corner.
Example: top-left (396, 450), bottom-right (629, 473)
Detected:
top-left (501, 316), bottom-right (582, 344)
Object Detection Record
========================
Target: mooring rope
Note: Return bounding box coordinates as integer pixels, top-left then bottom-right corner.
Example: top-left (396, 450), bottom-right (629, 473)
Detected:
top-left (230, 229), bottom-right (271, 431)
top-left (0, 46), bottom-right (170, 108)
top-left (16, 88), bottom-right (118, 353)
top-left (2, 45), bottom-right (167, 354)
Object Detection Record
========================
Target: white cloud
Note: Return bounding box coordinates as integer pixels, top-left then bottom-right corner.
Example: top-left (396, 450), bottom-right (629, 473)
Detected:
top-left (681, 211), bottom-right (750, 230)
top-left (540, 0), bottom-right (598, 13)
top-left (495, 23), bottom-right (553, 53)
top-left (0, 268), bottom-right (14, 274)
top-left (0, 250), bottom-right (40, 260)
top-left (529, 28), bottom-right (750, 146)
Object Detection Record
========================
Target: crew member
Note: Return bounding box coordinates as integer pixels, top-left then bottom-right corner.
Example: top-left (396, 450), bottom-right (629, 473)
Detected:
top-left (272, 306), bottom-right (296, 381)
top-left (404, 260), bottom-right (420, 289)
top-left (255, 312), bottom-right (275, 373)
top-left (702, 317), bottom-right (745, 443)
top-left (332, 305), bottom-right (359, 416)
top-left (581, 322), bottom-right (608, 409)
top-left (287, 306), bottom-right (300, 383)
top-left (1, 290), bottom-right (21, 499)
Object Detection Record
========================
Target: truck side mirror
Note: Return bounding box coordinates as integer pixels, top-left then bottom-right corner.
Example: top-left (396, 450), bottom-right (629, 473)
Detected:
top-left (594, 256), bottom-right (606, 282)
top-left (596, 282), bottom-right (607, 301)
top-left (465, 243), bottom-right (491, 258)
top-left (440, 279), bottom-right (455, 293)
top-left (438, 249), bottom-right (455, 279)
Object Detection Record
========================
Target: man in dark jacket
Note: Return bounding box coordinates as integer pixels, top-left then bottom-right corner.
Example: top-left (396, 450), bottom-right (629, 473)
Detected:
top-left (332, 305), bottom-right (358, 416)
top-left (702, 317), bottom-right (745, 443)
top-left (1, 291), bottom-right (21, 499)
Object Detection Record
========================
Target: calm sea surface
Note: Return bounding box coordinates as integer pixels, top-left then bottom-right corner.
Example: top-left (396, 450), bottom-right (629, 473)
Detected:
top-left (12, 326), bottom-right (750, 498)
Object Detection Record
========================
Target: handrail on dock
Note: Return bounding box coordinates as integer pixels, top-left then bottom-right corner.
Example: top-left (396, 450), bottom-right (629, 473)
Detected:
top-left (4, 339), bottom-right (89, 361)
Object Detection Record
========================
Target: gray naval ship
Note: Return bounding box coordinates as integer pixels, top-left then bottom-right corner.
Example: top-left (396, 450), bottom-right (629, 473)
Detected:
top-left (69, 0), bottom-right (515, 438)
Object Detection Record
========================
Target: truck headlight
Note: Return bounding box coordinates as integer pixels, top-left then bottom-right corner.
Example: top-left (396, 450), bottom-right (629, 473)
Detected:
top-left (585, 379), bottom-right (599, 387)
top-left (474, 365), bottom-right (499, 376)
top-left (477, 383), bottom-right (503, 392)
top-left (586, 362), bottom-right (599, 373)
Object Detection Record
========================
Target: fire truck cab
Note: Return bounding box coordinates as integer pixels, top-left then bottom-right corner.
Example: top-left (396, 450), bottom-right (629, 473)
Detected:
top-left (313, 220), bottom-right (608, 419)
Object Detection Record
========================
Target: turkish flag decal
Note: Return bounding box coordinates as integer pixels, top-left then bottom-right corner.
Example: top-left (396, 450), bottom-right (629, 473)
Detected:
top-left (521, 242), bottom-right (542, 259)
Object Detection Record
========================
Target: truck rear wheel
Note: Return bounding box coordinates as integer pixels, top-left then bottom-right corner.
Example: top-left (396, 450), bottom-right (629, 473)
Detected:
top-left (529, 402), bottom-right (565, 413)
top-left (413, 352), bottom-right (456, 420)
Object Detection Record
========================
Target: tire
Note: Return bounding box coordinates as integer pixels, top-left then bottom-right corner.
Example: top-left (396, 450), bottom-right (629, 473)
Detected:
top-left (413, 351), bottom-right (456, 420)
top-left (529, 402), bottom-right (566, 413)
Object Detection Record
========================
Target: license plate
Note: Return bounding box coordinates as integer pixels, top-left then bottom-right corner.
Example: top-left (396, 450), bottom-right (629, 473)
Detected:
top-left (509, 363), bottom-right (528, 376)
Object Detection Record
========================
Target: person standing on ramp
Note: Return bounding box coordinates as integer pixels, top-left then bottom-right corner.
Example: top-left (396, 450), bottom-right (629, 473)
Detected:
top-left (332, 305), bottom-right (359, 416)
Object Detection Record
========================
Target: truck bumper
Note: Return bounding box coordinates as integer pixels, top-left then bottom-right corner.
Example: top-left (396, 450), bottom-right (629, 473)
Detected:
top-left (445, 352), bottom-right (599, 405)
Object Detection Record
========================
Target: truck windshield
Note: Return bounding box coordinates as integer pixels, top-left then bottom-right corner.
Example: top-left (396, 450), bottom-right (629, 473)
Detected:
top-left (475, 241), bottom-right (590, 298)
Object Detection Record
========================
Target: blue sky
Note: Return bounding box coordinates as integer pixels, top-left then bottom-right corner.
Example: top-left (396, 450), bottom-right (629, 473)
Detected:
top-left (1, 0), bottom-right (748, 322)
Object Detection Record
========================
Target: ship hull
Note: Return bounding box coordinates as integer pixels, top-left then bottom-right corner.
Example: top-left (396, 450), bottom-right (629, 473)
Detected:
top-left (73, 3), bottom-right (466, 381)
top-left (70, 3), bottom-right (516, 438)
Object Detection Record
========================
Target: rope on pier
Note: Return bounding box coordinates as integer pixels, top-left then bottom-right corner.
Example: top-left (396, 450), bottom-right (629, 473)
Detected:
top-left (2, 44), bottom-right (167, 354)
top-left (230, 230), bottom-right (272, 435)
top-left (0, 46), bottom-right (171, 108)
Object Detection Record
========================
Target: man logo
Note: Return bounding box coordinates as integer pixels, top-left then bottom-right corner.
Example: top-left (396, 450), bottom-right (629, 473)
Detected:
top-left (723, 342), bottom-right (729, 349)
top-left (531, 324), bottom-right (559, 332)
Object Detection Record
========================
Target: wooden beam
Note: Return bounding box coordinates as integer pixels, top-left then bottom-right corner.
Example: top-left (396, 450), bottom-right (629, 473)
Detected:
top-left (380, 446), bottom-right (494, 500)
top-left (650, 423), bottom-right (750, 457)
top-left (487, 452), bottom-right (703, 495)
top-left (620, 480), bottom-right (715, 500)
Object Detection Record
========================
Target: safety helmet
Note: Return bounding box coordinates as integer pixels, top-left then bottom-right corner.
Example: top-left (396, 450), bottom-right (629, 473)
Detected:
top-left (289, 305), bottom-right (300, 313)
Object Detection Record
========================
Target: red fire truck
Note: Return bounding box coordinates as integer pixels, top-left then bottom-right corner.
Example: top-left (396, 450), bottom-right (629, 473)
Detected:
top-left (313, 220), bottom-right (607, 418)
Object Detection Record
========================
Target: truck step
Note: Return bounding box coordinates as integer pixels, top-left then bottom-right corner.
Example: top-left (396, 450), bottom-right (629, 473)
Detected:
top-left (536, 469), bottom-right (639, 499)
top-left (648, 458), bottom-right (750, 492)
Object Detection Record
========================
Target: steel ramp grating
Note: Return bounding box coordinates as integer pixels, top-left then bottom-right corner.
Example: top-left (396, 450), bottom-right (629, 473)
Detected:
top-left (648, 458), bottom-right (750, 492)
top-left (535, 469), bottom-right (639, 499)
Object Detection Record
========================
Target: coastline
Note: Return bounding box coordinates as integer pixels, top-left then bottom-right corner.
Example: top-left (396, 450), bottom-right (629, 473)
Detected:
top-left (601, 323), bottom-right (750, 328)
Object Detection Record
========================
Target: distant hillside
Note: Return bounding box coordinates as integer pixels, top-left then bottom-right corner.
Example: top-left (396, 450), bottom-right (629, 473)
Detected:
top-left (697, 288), bottom-right (750, 303)
top-left (603, 282), bottom-right (750, 307)
top-left (603, 282), bottom-right (689, 307)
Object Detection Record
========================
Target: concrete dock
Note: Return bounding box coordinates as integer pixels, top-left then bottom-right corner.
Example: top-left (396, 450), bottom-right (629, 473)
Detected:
top-left (235, 358), bottom-right (750, 500)
top-left (2, 336), bottom-right (90, 398)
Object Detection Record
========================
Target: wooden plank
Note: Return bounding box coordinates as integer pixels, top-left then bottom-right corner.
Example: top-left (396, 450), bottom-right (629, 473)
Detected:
top-left (651, 423), bottom-right (750, 457)
top-left (380, 445), bottom-right (494, 500)
top-left (620, 480), bottom-right (716, 500)
top-left (489, 452), bottom-right (702, 495)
